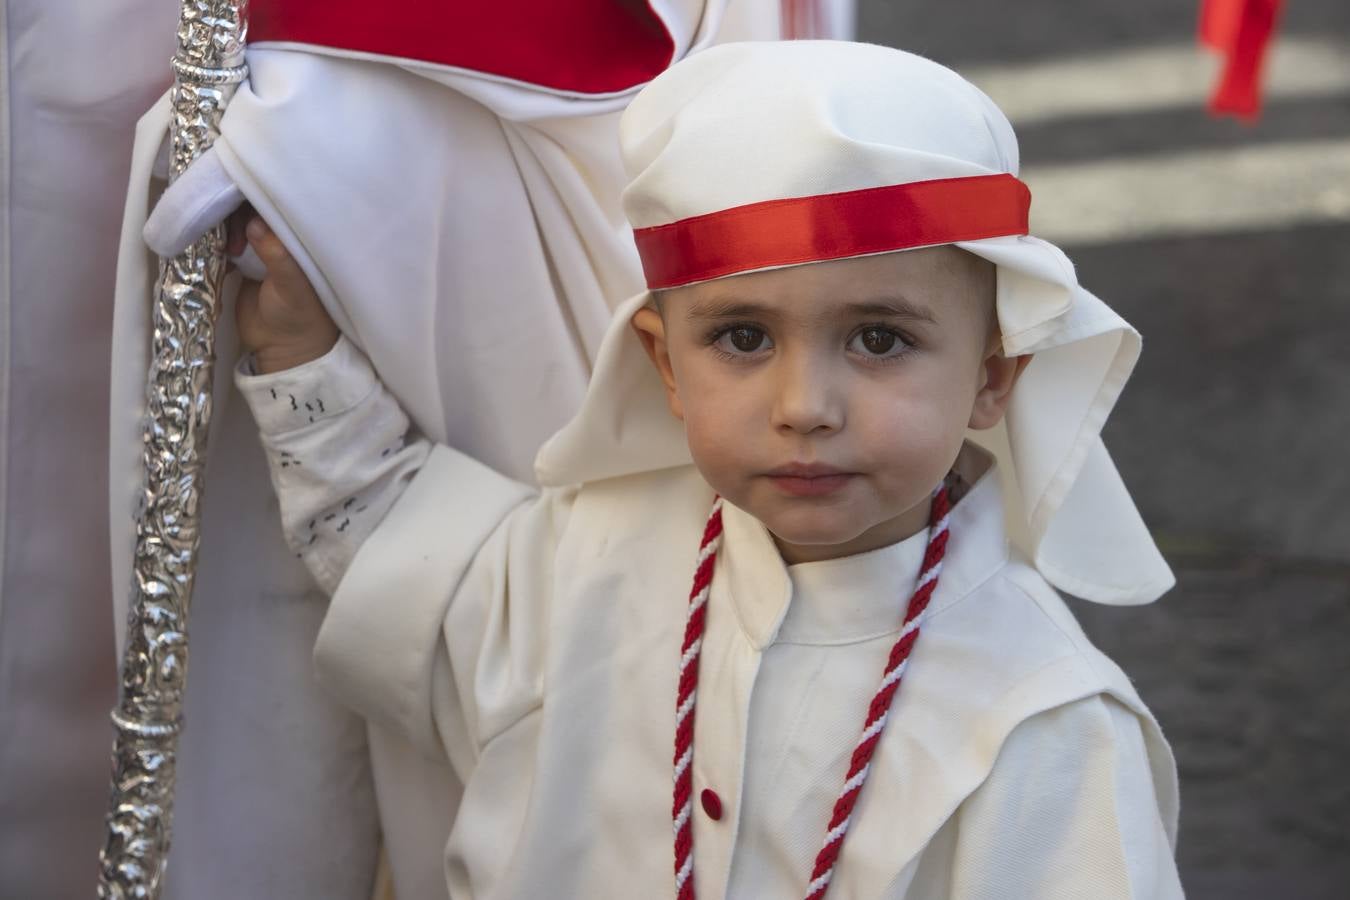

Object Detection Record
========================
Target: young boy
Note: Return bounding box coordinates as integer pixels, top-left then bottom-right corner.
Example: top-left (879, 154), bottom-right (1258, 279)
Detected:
top-left (233, 42), bottom-right (1182, 898)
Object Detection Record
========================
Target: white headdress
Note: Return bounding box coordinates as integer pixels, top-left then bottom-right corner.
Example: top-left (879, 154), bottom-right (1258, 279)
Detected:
top-left (536, 40), bottom-right (1173, 605)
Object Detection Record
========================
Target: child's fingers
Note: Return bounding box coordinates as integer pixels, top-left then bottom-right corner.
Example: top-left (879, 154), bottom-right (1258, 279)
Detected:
top-left (245, 216), bottom-right (281, 261)
top-left (225, 203), bottom-right (256, 257)
top-left (245, 217), bottom-right (308, 288)
top-left (235, 275), bottom-right (259, 318)
top-left (234, 276), bottom-right (261, 342)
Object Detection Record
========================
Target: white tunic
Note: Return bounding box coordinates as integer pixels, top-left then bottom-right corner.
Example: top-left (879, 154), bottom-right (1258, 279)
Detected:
top-left (238, 338), bottom-right (1184, 899)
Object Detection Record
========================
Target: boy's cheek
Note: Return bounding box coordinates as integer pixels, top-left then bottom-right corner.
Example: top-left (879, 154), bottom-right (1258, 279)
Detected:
top-left (852, 397), bottom-right (967, 482)
top-left (681, 412), bottom-right (754, 496)
top-left (870, 373), bottom-right (973, 433)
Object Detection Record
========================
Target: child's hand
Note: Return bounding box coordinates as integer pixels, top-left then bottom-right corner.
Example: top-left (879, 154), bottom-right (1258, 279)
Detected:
top-left (230, 212), bottom-right (339, 374)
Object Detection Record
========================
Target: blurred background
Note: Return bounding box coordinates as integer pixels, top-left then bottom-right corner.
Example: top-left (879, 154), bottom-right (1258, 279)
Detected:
top-left (856, 1), bottom-right (1350, 897)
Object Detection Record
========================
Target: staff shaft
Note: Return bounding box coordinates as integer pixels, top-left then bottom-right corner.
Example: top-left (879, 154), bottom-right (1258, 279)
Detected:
top-left (97, 3), bottom-right (248, 897)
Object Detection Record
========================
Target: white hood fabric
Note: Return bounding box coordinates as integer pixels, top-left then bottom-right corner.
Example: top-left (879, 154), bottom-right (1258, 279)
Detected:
top-left (537, 41), bottom-right (1174, 605)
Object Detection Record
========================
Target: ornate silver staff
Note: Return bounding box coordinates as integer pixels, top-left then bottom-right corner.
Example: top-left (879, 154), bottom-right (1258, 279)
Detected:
top-left (97, 3), bottom-right (248, 896)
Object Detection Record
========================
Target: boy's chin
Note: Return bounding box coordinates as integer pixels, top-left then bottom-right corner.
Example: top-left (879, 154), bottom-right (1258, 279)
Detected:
top-left (760, 510), bottom-right (869, 551)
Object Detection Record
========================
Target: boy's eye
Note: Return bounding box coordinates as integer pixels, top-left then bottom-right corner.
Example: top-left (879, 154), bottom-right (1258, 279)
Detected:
top-left (849, 327), bottom-right (910, 358)
top-left (714, 326), bottom-right (771, 354)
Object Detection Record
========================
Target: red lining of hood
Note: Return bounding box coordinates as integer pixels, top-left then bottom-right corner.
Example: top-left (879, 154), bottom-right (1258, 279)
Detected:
top-left (249, 0), bottom-right (676, 95)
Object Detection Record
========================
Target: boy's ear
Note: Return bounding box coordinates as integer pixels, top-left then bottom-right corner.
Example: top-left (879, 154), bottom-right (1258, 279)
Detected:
top-left (969, 351), bottom-right (1033, 430)
top-left (630, 306), bottom-right (685, 421)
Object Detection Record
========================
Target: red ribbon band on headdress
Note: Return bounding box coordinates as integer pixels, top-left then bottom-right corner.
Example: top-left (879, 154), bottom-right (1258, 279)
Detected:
top-left (633, 174), bottom-right (1032, 290)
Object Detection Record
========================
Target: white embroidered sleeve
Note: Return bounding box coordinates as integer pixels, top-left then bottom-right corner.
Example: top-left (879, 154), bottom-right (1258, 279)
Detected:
top-left (237, 335), bottom-right (570, 775)
top-left (952, 694), bottom-right (1184, 898)
top-left (312, 444), bottom-right (566, 775)
top-left (235, 336), bottom-right (429, 594)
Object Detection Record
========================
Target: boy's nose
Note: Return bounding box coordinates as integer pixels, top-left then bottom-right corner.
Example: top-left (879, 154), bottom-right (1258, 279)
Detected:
top-left (769, 356), bottom-right (844, 435)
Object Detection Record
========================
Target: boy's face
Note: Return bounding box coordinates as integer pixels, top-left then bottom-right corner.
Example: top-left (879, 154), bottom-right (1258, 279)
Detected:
top-left (632, 246), bottom-right (1027, 563)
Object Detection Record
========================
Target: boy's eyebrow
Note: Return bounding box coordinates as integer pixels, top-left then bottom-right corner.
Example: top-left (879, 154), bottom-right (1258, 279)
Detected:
top-left (842, 299), bottom-right (938, 324)
top-left (683, 298), bottom-right (774, 321)
top-left (684, 296), bottom-right (938, 324)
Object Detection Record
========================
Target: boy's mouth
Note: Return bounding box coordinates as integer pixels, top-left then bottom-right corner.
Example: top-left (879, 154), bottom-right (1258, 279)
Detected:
top-left (763, 463), bottom-right (856, 497)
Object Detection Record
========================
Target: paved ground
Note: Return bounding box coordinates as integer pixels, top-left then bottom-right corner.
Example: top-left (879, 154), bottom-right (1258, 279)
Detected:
top-left (1075, 225), bottom-right (1350, 899)
top-left (858, 3), bottom-right (1350, 897)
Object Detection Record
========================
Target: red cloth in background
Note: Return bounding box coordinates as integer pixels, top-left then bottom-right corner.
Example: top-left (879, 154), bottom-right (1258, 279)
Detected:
top-left (249, 0), bottom-right (674, 94)
top-left (1199, 0), bottom-right (1284, 121)
top-left (781, 0), bottom-right (822, 39)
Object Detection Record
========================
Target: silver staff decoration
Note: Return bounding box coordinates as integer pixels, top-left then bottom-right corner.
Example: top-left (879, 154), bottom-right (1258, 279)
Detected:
top-left (98, 2), bottom-right (249, 897)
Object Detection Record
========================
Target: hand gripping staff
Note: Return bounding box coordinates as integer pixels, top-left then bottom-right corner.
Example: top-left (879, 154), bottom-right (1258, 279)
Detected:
top-left (96, 3), bottom-right (248, 896)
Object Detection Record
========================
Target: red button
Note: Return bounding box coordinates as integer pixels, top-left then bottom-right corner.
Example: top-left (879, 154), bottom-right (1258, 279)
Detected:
top-left (700, 788), bottom-right (723, 821)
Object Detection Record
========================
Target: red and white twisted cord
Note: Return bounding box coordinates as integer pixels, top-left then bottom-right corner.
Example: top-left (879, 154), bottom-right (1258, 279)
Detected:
top-left (804, 486), bottom-right (951, 900)
top-left (672, 498), bottom-right (725, 900)
top-left (672, 486), bottom-right (952, 900)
